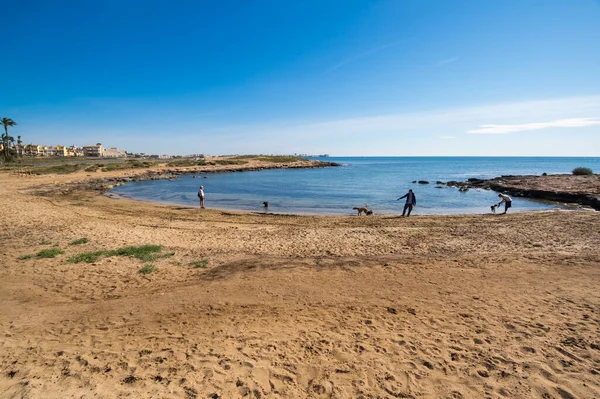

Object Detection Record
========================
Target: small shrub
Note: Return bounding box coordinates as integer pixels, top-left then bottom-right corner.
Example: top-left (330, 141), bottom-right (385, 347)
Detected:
top-left (69, 238), bottom-right (89, 246)
top-left (36, 248), bottom-right (64, 258)
top-left (18, 254), bottom-right (35, 260)
top-left (138, 264), bottom-right (156, 275)
top-left (572, 167), bottom-right (593, 176)
top-left (190, 259), bottom-right (209, 269)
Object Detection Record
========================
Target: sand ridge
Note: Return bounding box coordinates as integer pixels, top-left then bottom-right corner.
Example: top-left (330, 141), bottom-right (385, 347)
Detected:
top-left (0, 169), bottom-right (599, 398)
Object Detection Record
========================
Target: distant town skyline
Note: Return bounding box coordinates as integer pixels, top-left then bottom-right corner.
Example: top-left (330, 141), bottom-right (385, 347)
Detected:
top-left (3, 0), bottom-right (600, 156)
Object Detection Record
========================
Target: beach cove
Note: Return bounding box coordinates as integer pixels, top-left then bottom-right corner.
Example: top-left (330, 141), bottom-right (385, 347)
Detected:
top-left (1, 160), bottom-right (599, 398)
top-left (108, 157), bottom-right (600, 215)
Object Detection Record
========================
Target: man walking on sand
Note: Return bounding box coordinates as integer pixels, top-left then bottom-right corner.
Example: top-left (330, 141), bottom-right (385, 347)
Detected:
top-left (397, 189), bottom-right (416, 217)
top-left (497, 193), bottom-right (512, 214)
top-left (198, 185), bottom-right (205, 208)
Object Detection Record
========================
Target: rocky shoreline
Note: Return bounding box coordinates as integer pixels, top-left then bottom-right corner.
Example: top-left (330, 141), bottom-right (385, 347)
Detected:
top-left (29, 160), bottom-right (341, 196)
top-left (444, 174), bottom-right (600, 211)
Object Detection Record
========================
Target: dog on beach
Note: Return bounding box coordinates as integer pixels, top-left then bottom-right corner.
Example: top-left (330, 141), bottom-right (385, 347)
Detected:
top-left (353, 205), bottom-right (369, 216)
top-left (366, 209), bottom-right (373, 216)
top-left (263, 202), bottom-right (269, 208)
top-left (491, 204), bottom-right (498, 214)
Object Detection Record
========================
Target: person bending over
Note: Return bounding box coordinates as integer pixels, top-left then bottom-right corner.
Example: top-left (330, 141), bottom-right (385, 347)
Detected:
top-left (497, 193), bottom-right (512, 214)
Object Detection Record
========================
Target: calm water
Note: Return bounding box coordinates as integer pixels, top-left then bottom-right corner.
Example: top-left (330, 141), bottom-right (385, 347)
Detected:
top-left (111, 157), bottom-right (600, 215)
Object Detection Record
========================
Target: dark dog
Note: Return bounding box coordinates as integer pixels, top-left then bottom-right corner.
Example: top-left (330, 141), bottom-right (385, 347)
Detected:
top-left (366, 210), bottom-right (373, 216)
top-left (491, 204), bottom-right (497, 214)
top-left (263, 202), bottom-right (269, 208)
top-left (353, 205), bottom-right (368, 216)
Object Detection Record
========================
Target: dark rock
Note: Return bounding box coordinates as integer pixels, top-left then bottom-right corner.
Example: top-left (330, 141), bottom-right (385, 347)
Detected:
top-left (418, 180), bottom-right (429, 184)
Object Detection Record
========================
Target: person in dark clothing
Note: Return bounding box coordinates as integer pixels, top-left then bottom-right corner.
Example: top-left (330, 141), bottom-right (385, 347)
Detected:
top-left (397, 189), bottom-right (416, 217)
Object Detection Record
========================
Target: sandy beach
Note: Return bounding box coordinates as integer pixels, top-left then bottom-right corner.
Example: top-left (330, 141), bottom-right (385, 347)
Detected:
top-left (1, 165), bottom-right (599, 399)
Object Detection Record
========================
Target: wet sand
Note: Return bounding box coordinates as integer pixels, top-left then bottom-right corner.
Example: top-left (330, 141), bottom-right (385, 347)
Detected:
top-left (0, 167), bottom-right (599, 398)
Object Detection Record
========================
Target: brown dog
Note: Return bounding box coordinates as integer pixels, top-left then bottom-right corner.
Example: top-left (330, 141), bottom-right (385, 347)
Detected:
top-left (353, 205), bottom-right (369, 216)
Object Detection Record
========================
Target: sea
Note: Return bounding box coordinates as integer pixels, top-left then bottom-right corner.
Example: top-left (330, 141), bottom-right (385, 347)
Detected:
top-left (110, 157), bottom-right (600, 215)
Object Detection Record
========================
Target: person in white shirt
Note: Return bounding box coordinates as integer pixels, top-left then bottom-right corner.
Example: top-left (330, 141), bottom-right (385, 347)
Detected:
top-left (497, 193), bottom-right (512, 214)
top-left (198, 185), bottom-right (205, 208)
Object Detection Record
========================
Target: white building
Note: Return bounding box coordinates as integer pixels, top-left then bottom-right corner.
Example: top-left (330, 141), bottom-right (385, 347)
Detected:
top-left (103, 147), bottom-right (127, 158)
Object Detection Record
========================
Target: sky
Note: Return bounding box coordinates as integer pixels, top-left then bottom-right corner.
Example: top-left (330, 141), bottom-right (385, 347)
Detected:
top-left (2, 0), bottom-right (600, 156)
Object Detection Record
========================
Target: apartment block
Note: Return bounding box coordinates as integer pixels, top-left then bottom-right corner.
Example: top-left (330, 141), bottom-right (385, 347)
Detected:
top-left (82, 143), bottom-right (104, 157)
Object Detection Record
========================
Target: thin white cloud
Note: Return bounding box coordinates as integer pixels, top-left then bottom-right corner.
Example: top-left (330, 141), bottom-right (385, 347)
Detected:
top-left (437, 57), bottom-right (459, 67)
top-left (328, 39), bottom-right (408, 72)
top-left (194, 95), bottom-right (600, 154)
top-left (467, 118), bottom-right (600, 134)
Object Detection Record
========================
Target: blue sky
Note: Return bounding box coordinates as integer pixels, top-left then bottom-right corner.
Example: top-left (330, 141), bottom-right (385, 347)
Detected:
top-left (3, 0), bottom-right (600, 156)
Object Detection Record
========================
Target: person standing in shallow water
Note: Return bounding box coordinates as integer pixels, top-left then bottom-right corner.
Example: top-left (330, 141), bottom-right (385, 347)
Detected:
top-left (397, 189), bottom-right (416, 217)
top-left (198, 185), bottom-right (205, 208)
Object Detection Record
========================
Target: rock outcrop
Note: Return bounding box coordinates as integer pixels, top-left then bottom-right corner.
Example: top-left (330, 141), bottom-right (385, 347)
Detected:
top-left (446, 174), bottom-right (600, 210)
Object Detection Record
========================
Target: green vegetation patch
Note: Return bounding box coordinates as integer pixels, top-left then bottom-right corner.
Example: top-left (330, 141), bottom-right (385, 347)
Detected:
top-left (572, 167), bottom-right (593, 176)
top-left (231, 155), bottom-right (306, 163)
top-left (190, 259), bottom-right (209, 269)
top-left (256, 155), bottom-right (306, 163)
top-left (28, 164), bottom-right (84, 175)
top-left (166, 159), bottom-right (206, 167)
top-left (210, 159), bottom-right (248, 165)
top-left (69, 238), bottom-right (89, 246)
top-left (138, 264), bottom-right (156, 275)
top-left (68, 251), bottom-right (105, 263)
top-left (68, 244), bottom-right (166, 263)
top-left (101, 161), bottom-right (155, 172)
top-left (36, 248), bottom-right (64, 258)
top-left (19, 248), bottom-right (65, 260)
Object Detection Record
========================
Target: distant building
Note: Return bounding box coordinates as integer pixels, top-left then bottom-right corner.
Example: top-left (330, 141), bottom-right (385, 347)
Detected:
top-left (70, 145), bottom-right (83, 157)
top-left (56, 145), bottom-right (69, 156)
top-left (43, 146), bottom-right (58, 157)
top-left (103, 147), bottom-right (127, 158)
top-left (83, 143), bottom-right (104, 157)
top-left (24, 145), bottom-right (41, 157)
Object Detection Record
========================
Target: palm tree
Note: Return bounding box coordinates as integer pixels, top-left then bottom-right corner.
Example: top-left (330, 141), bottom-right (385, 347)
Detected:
top-left (1, 117), bottom-right (17, 160)
top-left (17, 135), bottom-right (23, 157)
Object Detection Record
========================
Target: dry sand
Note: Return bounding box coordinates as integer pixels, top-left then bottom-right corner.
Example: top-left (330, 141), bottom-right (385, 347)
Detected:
top-left (0, 167), bottom-right (599, 398)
